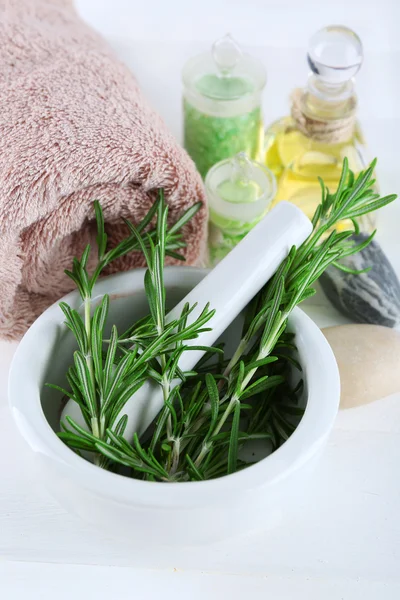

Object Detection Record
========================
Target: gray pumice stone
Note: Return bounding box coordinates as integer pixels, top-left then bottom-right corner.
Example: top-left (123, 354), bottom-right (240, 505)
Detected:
top-left (320, 233), bottom-right (400, 327)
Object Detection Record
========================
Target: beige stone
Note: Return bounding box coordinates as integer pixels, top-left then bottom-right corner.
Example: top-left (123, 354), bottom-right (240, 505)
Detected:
top-left (322, 324), bottom-right (400, 409)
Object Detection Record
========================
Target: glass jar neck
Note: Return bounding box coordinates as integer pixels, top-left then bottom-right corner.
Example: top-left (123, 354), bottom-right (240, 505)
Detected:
top-left (303, 75), bottom-right (357, 120)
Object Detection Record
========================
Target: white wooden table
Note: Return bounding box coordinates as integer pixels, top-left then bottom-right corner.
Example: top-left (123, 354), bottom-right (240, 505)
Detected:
top-left (1, 1), bottom-right (400, 597)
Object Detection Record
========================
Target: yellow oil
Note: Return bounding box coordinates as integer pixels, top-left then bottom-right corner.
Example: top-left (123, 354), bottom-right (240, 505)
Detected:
top-left (264, 116), bottom-right (374, 231)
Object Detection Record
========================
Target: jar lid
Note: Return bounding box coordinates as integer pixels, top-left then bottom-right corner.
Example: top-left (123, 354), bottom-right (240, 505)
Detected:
top-left (206, 153), bottom-right (276, 224)
top-left (182, 34), bottom-right (266, 102)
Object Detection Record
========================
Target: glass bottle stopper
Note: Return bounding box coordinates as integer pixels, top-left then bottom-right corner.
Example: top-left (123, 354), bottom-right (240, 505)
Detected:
top-left (212, 34), bottom-right (243, 77)
top-left (229, 151), bottom-right (252, 189)
top-left (307, 25), bottom-right (363, 85)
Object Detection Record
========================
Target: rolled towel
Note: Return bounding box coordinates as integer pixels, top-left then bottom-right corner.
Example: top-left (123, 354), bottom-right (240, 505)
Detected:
top-left (0, 0), bottom-right (207, 340)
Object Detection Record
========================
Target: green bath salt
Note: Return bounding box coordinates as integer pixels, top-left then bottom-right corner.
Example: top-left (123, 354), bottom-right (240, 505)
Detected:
top-left (183, 100), bottom-right (262, 179)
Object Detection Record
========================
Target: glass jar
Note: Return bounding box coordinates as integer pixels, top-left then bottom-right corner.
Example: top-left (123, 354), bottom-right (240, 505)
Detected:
top-left (182, 34), bottom-right (266, 179)
top-left (206, 152), bottom-right (276, 265)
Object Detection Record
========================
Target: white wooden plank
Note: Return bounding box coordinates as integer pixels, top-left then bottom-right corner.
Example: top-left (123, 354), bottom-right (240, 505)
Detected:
top-left (1, 561), bottom-right (399, 600)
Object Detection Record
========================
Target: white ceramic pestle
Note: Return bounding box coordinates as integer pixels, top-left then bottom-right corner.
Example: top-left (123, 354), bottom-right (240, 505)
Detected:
top-left (61, 201), bottom-right (312, 442)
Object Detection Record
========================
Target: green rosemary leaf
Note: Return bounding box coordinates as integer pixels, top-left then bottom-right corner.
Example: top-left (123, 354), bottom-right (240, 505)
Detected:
top-left (80, 244), bottom-right (91, 270)
top-left (153, 249), bottom-right (166, 329)
top-left (165, 249), bottom-right (186, 261)
top-left (73, 351), bottom-right (96, 418)
top-left (175, 388), bottom-right (185, 420)
top-left (244, 356), bottom-right (279, 371)
top-left (185, 381), bottom-right (203, 415)
top-left (66, 368), bottom-right (84, 401)
top-left (113, 414), bottom-right (128, 437)
top-left (262, 248), bottom-right (295, 306)
top-left (146, 366), bottom-right (163, 384)
top-left (105, 428), bottom-right (135, 456)
top-left (333, 155), bottom-right (348, 205)
top-left (234, 361), bottom-right (245, 398)
top-left (150, 404), bottom-right (171, 452)
top-left (104, 325), bottom-right (118, 394)
top-left (211, 431), bottom-right (272, 446)
top-left (64, 415), bottom-right (100, 443)
top-left (317, 175), bottom-right (326, 204)
top-left (156, 190), bottom-right (167, 264)
top-left (101, 237), bottom-right (138, 268)
top-left (176, 302), bottom-right (191, 338)
top-left (124, 219), bottom-right (152, 267)
top-left (97, 295), bottom-right (109, 331)
top-left (148, 448), bottom-right (170, 478)
top-left (311, 203), bottom-right (322, 228)
top-left (260, 276), bottom-right (284, 348)
top-left (91, 302), bottom-right (106, 389)
top-left (330, 162), bottom-right (375, 224)
top-left (298, 288), bottom-right (316, 303)
top-left (75, 259), bottom-right (90, 298)
top-left (273, 352), bottom-right (302, 372)
top-left (179, 345), bottom-right (224, 355)
top-left (204, 374), bottom-right (220, 436)
top-left (58, 431), bottom-right (96, 451)
top-left (164, 398), bottom-right (178, 435)
top-left (186, 454), bottom-right (204, 480)
top-left (144, 269), bottom-right (157, 326)
top-left (351, 217), bottom-right (360, 235)
top-left (45, 382), bottom-right (74, 400)
top-left (239, 375), bottom-right (285, 401)
top-left (137, 194), bottom-right (160, 233)
top-left (227, 401), bottom-right (241, 475)
top-left (272, 408), bottom-right (297, 435)
top-left (271, 415), bottom-right (290, 444)
top-left (346, 194), bottom-right (397, 218)
top-left (95, 441), bottom-right (157, 474)
top-left (107, 377), bottom-right (146, 426)
top-left (332, 262), bottom-right (372, 275)
top-left (101, 351), bottom-right (138, 414)
top-left (165, 347), bottom-right (186, 382)
top-left (279, 404), bottom-right (305, 417)
top-left (167, 202), bottom-right (202, 236)
top-left (131, 433), bottom-right (168, 479)
top-left (64, 269), bottom-right (85, 299)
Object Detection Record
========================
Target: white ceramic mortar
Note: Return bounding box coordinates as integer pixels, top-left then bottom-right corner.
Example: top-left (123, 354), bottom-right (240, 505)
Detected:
top-left (8, 266), bottom-right (340, 546)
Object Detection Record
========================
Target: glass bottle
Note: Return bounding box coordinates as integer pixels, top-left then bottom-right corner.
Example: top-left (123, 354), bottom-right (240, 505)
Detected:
top-left (206, 152), bottom-right (276, 266)
top-left (264, 26), bottom-right (374, 231)
top-left (182, 34), bottom-right (266, 179)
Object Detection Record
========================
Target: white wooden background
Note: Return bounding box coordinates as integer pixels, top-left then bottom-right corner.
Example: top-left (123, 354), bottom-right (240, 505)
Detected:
top-left (1, 0), bottom-right (400, 597)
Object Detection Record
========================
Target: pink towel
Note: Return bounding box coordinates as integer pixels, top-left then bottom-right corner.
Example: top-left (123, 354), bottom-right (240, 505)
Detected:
top-left (0, 0), bottom-right (207, 340)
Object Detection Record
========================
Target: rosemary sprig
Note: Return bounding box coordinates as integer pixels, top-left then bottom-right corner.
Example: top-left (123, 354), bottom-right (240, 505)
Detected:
top-left (50, 159), bottom-right (397, 480)
top-left (49, 192), bottom-right (209, 470)
top-left (185, 158), bottom-right (396, 473)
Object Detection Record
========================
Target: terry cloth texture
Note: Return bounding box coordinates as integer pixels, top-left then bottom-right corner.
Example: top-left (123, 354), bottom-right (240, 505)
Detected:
top-left (0, 0), bottom-right (207, 340)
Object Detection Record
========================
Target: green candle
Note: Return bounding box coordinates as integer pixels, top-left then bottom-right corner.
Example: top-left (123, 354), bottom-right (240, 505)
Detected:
top-left (182, 35), bottom-right (266, 179)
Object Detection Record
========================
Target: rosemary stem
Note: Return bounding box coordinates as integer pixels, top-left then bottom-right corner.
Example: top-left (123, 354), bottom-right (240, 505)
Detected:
top-left (161, 358), bottom-right (172, 438)
top-left (158, 323), bottom-right (181, 472)
top-left (194, 396), bottom-right (237, 469)
top-left (170, 437), bottom-right (181, 475)
top-left (84, 296), bottom-right (100, 441)
top-left (194, 444), bottom-right (209, 469)
top-left (220, 338), bottom-right (247, 386)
